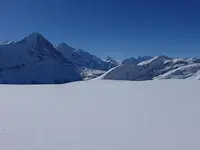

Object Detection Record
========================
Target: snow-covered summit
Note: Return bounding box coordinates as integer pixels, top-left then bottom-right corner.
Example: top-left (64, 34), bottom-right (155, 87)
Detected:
top-left (104, 56), bottom-right (119, 65)
top-left (19, 32), bottom-right (49, 46)
top-left (122, 57), bottom-right (138, 65)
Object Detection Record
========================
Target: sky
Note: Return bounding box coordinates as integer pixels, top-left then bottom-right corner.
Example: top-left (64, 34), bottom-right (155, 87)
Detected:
top-left (0, 0), bottom-right (200, 60)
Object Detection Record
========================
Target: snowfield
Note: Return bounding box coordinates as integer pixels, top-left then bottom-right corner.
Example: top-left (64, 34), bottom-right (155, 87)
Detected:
top-left (1, 80), bottom-right (200, 150)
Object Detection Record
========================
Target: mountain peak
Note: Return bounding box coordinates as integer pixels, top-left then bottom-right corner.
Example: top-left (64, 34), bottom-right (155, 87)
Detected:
top-left (28, 32), bottom-right (44, 38)
top-left (21, 32), bottom-right (46, 43)
top-left (19, 32), bottom-right (50, 46)
top-left (122, 57), bottom-right (137, 65)
top-left (105, 56), bottom-right (113, 61)
top-left (104, 56), bottom-right (119, 65)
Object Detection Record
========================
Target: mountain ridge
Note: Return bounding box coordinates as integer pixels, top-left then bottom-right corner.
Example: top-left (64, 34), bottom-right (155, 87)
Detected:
top-left (101, 56), bottom-right (200, 81)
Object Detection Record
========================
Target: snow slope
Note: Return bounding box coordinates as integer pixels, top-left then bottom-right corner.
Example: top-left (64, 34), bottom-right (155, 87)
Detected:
top-left (155, 64), bottom-right (200, 79)
top-left (1, 80), bottom-right (200, 150)
top-left (56, 43), bottom-right (88, 67)
top-left (102, 56), bottom-right (167, 80)
top-left (56, 43), bottom-right (117, 71)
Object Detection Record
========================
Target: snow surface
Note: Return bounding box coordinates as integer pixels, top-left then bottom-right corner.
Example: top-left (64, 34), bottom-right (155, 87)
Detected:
top-left (97, 65), bottom-right (121, 79)
top-left (1, 80), bottom-right (200, 150)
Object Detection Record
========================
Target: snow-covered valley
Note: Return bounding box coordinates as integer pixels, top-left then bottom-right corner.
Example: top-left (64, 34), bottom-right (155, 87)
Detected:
top-left (1, 80), bottom-right (200, 150)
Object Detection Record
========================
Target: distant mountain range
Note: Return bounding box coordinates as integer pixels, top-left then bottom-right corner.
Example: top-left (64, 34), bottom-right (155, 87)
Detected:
top-left (1, 32), bottom-right (200, 84)
top-left (101, 56), bottom-right (200, 80)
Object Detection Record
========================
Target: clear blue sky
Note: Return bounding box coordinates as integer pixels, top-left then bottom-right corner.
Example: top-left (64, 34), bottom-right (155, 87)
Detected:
top-left (0, 0), bottom-right (200, 60)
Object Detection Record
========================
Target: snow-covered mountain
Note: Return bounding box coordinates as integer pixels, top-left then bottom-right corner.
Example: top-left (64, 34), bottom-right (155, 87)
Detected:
top-left (101, 55), bottom-right (200, 81)
top-left (56, 43), bottom-right (118, 80)
top-left (56, 43), bottom-right (117, 71)
top-left (1, 80), bottom-right (200, 150)
top-left (0, 33), bottom-right (81, 84)
top-left (55, 43), bottom-right (88, 67)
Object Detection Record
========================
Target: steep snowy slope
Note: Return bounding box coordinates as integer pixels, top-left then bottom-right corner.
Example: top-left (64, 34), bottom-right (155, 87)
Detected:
top-left (56, 43), bottom-right (87, 67)
top-left (1, 80), bottom-right (200, 150)
top-left (102, 64), bottom-right (143, 80)
top-left (0, 33), bottom-right (81, 84)
top-left (155, 64), bottom-right (200, 79)
top-left (56, 43), bottom-right (117, 71)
